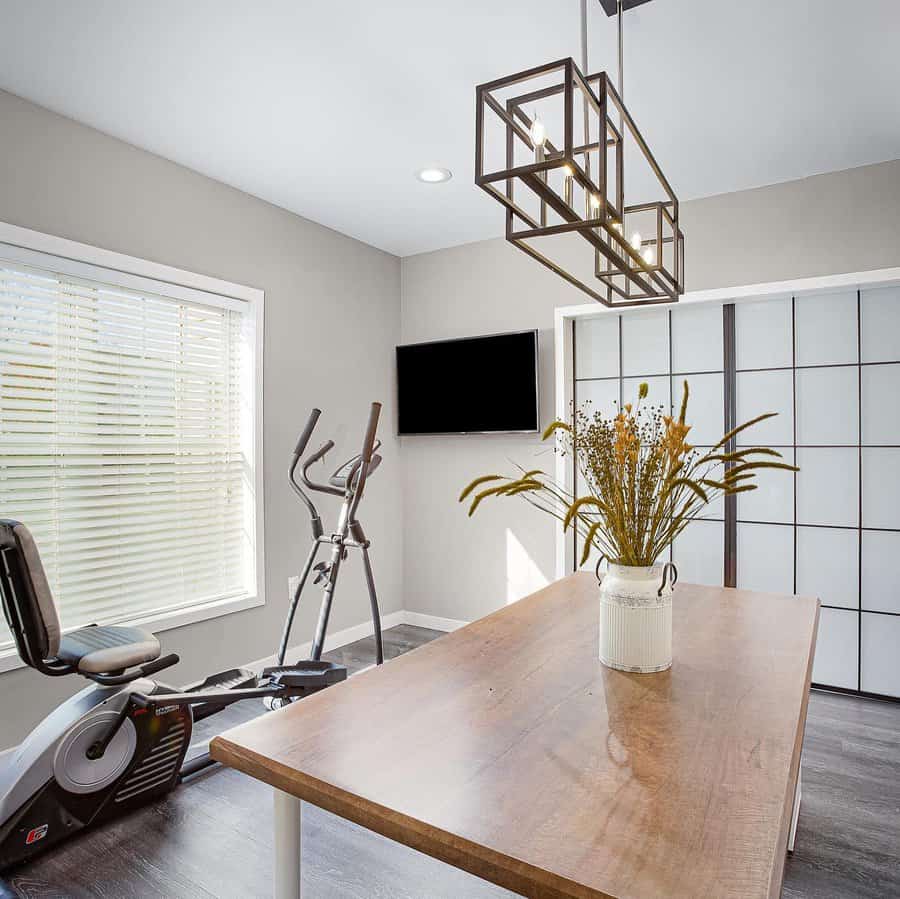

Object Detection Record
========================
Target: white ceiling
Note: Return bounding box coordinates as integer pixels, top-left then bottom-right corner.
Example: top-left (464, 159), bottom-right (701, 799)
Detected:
top-left (1, 0), bottom-right (898, 257)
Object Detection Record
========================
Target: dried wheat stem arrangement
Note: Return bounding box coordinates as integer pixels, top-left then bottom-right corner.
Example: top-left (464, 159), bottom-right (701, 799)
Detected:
top-left (460, 381), bottom-right (798, 567)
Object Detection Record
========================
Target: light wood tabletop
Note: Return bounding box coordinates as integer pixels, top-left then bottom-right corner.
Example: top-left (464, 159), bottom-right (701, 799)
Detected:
top-left (211, 573), bottom-right (819, 899)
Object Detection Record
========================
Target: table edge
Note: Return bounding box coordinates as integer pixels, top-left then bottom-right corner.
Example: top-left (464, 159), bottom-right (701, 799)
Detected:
top-left (211, 584), bottom-right (822, 899)
top-left (210, 734), bottom-right (613, 899)
top-left (766, 598), bottom-right (820, 898)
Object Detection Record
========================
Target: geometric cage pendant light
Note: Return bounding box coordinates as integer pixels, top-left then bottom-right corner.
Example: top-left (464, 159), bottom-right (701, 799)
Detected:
top-left (475, 0), bottom-right (684, 306)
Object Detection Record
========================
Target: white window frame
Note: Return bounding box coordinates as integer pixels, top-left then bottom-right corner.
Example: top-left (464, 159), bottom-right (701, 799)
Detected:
top-left (553, 265), bottom-right (900, 581)
top-left (0, 221), bottom-right (265, 674)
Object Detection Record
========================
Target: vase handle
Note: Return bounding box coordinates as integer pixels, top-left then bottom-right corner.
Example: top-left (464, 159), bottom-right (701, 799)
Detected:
top-left (657, 561), bottom-right (678, 597)
top-left (594, 554), bottom-right (607, 585)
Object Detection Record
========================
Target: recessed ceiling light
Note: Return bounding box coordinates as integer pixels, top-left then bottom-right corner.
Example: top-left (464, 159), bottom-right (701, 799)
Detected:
top-left (416, 167), bottom-right (452, 184)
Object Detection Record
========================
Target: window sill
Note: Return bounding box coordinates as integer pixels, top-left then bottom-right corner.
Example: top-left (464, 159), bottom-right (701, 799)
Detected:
top-left (0, 591), bottom-right (265, 675)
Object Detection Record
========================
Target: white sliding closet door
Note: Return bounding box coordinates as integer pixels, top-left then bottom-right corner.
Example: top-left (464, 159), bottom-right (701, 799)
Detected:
top-left (731, 287), bottom-right (899, 697)
top-left (735, 296), bottom-right (796, 596)
top-left (859, 285), bottom-right (900, 697)
top-left (669, 302), bottom-right (725, 585)
top-left (573, 284), bottom-right (900, 699)
top-left (573, 307), bottom-right (727, 587)
top-left (573, 315), bottom-right (620, 573)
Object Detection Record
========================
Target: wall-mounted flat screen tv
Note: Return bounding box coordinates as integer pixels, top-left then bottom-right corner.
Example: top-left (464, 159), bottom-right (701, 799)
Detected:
top-left (396, 330), bottom-right (539, 435)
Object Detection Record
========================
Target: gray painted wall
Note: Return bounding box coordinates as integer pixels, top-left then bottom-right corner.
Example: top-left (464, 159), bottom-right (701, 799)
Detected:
top-left (0, 90), bottom-right (402, 746)
top-left (2, 83), bottom-right (898, 746)
top-left (400, 159), bottom-right (900, 623)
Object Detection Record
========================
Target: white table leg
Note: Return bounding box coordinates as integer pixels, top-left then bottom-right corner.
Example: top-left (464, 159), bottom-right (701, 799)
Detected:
top-left (273, 789), bottom-right (302, 898)
top-left (788, 767), bottom-right (802, 854)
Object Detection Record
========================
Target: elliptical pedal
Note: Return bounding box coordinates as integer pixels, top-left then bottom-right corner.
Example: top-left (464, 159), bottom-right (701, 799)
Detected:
top-left (260, 660), bottom-right (347, 708)
top-left (181, 668), bottom-right (258, 722)
top-left (263, 659), bottom-right (346, 688)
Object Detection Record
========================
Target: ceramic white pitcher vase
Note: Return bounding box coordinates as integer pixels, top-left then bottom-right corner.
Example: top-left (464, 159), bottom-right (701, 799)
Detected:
top-left (598, 561), bottom-right (678, 673)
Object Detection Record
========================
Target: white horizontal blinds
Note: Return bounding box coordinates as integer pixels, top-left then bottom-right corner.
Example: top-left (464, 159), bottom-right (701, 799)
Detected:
top-left (0, 256), bottom-right (251, 651)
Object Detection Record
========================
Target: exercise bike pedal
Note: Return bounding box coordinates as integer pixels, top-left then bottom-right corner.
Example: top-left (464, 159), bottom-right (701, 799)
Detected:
top-left (181, 667), bottom-right (258, 722)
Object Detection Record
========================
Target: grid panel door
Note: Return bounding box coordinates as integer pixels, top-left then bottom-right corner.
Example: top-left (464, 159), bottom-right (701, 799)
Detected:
top-left (669, 303), bottom-right (725, 577)
top-left (621, 309), bottom-right (673, 564)
top-left (859, 287), bottom-right (900, 696)
top-left (734, 295), bottom-right (796, 622)
top-left (574, 307), bottom-right (726, 585)
top-left (731, 288), bottom-right (900, 698)
top-left (573, 287), bottom-right (900, 700)
top-left (734, 292), bottom-right (862, 692)
top-left (573, 315), bottom-right (621, 573)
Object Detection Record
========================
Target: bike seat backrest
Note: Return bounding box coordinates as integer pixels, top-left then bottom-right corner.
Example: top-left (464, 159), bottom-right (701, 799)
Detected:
top-left (0, 520), bottom-right (61, 668)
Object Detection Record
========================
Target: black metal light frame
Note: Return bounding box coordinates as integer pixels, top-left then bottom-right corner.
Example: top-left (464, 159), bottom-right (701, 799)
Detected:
top-left (475, 57), bottom-right (684, 307)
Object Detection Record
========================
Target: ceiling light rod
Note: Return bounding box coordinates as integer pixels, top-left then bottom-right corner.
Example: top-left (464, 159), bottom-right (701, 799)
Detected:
top-left (597, 0), bottom-right (652, 15)
top-left (617, 0), bottom-right (623, 100)
top-left (582, 0), bottom-right (624, 177)
top-left (597, 0), bottom-right (625, 136)
top-left (580, 0), bottom-right (590, 181)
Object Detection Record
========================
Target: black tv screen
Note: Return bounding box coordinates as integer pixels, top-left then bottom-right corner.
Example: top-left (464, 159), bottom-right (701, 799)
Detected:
top-left (396, 330), bottom-right (538, 435)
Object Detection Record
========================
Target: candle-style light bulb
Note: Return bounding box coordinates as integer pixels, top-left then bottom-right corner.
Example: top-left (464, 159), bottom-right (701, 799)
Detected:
top-left (530, 115), bottom-right (547, 149)
top-left (630, 231), bottom-right (642, 251)
top-left (589, 194), bottom-right (601, 221)
top-left (530, 114), bottom-right (547, 164)
top-left (562, 164), bottom-right (574, 206)
top-left (642, 245), bottom-right (655, 265)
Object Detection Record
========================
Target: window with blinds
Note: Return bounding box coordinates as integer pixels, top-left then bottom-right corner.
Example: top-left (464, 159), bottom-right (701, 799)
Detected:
top-left (0, 243), bottom-right (259, 653)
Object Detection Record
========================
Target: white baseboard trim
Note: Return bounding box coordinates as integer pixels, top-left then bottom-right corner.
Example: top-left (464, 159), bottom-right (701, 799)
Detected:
top-left (401, 611), bottom-right (470, 632)
top-left (244, 609), bottom-right (470, 672)
top-left (245, 609), bottom-right (407, 672)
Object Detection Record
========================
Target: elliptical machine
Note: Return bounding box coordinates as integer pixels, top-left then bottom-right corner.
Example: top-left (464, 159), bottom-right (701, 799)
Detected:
top-left (0, 402), bottom-right (384, 870)
top-left (273, 403), bottom-right (384, 692)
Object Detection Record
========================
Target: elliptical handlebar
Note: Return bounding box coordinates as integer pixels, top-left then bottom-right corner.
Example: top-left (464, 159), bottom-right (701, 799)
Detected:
top-left (293, 408), bottom-right (321, 459)
top-left (300, 441), bottom-right (344, 497)
top-left (347, 402), bottom-right (381, 519)
top-left (290, 403), bottom-right (383, 517)
top-left (288, 454), bottom-right (319, 525)
top-left (289, 414), bottom-right (317, 515)
top-left (305, 440), bottom-right (335, 468)
top-left (360, 402), bottom-right (381, 465)
top-left (295, 403), bottom-right (383, 501)
top-left (289, 409), bottom-right (329, 526)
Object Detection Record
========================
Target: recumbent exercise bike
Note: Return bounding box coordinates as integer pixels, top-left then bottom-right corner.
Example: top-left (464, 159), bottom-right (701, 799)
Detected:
top-left (0, 402), bottom-right (384, 869)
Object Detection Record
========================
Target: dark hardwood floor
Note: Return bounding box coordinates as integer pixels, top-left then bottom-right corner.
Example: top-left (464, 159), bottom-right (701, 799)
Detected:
top-left (2, 624), bottom-right (898, 899)
top-left (783, 690), bottom-right (900, 899)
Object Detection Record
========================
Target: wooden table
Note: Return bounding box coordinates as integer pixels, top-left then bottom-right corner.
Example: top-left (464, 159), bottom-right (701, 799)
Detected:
top-left (211, 574), bottom-right (819, 898)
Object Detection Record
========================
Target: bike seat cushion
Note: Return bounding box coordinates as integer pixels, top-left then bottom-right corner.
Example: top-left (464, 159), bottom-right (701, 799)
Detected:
top-left (57, 625), bottom-right (161, 674)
